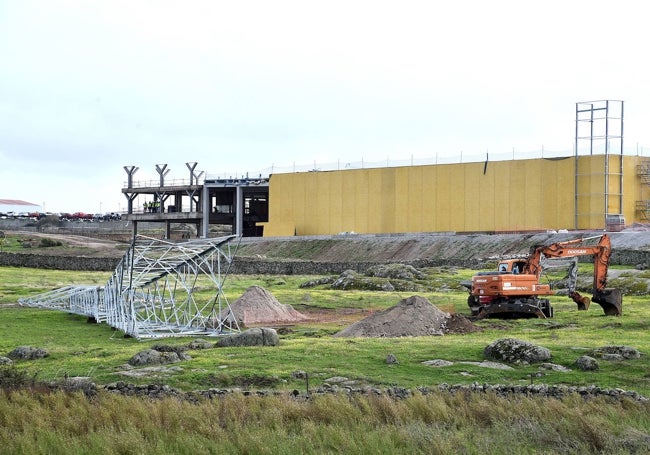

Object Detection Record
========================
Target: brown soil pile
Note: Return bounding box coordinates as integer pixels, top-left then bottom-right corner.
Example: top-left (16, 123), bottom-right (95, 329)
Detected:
top-left (221, 285), bottom-right (309, 326)
top-left (334, 295), bottom-right (477, 338)
top-left (444, 313), bottom-right (482, 334)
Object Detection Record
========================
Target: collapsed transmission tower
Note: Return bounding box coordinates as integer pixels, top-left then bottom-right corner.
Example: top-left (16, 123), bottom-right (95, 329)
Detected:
top-left (19, 235), bottom-right (241, 339)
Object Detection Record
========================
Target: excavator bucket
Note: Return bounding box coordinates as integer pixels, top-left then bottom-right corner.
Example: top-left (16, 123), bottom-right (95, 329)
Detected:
top-left (592, 289), bottom-right (623, 316)
top-left (569, 291), bottom-right (591, 311)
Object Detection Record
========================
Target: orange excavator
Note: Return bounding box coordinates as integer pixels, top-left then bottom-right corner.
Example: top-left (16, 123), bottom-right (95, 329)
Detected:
top-left (462, 234), bottom-right (623, 318)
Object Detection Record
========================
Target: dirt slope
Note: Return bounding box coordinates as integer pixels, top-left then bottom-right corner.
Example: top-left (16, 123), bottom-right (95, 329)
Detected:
top-left (237, 231), bottom-right (650, 266)
top-left (6, 228), bottom-right (650, 266)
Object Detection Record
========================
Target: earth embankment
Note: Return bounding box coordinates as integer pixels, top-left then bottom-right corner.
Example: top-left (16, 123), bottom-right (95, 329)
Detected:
top-left (3, 229), bottom-right (650, 272)
top-left (234, 231), bottom-right (650, 273)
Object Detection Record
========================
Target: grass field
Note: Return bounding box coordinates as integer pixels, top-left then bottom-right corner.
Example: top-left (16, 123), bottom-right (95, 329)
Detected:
top-left (1, 265), bottom-right (649, 453)
top-left (1, 266), bottom-right (648, 395)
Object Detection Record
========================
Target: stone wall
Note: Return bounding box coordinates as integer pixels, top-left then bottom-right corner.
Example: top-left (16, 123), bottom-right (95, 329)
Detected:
top-left (2, 248), bottom-right (648, 274)
top-left (0, 253), bottom-right (120, 271)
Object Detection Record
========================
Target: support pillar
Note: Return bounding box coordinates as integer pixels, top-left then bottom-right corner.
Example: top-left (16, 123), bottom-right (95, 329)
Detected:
top-left (201, 185), bottom-right (210, 238)
top-left (123, 166), bottom-right (139, 213)
top-left (155, 164), bottom-right (170, 186)
top-left (235, 186), bottom-right (244, 237)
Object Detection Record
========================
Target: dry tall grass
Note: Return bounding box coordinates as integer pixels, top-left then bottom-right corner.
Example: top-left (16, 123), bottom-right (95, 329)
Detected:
top-left (0, 389), bottom-right (648, 454)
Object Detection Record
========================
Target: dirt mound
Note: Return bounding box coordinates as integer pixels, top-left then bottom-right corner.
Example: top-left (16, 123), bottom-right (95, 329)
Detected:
top-left (444, 313), bottom-right (482, 334)
top-left (222, 286), bottom-right (308, 326)
top-left (334, 295), bottom-right (477, 338)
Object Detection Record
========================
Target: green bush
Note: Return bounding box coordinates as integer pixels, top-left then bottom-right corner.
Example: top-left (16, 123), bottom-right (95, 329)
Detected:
top-left (38, 238), bottom-right (62, 248)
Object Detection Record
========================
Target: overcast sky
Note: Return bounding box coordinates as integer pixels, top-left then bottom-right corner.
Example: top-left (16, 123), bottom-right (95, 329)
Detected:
top-left (1, 0), bottom-right (649, 213)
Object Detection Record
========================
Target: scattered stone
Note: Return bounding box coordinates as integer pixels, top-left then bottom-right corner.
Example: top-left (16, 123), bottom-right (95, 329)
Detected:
top-left (540, 363), bottom-right (572, 372)
top-left (459, 361), bottom-right (514, 370)
top-left (59, 377), bottom-right (98, 396)
top-left (422, 359), bottom-right (454, 367)
top-left (574, 355), bottom-right (599, 371)
top-left (292, 370), bottom-right (308, 379)
top-left (187, 338), bottom-right (214, 350)
top-left (592, 345), bottom-right (641, 359)
top-left (331, 270), bottom-right (397, 291)
top-left (324, 376), bottom-right (349, 384)
top-left (333, 295), bottom-right (452, 338)
top-left (386, 353), bottom-right (399, 364)
top-left (299, 276), bottom-right (336, 288)
top-left (7, 346), bottom-right (49, 360)
top-left (601, 354), bottom-right (624, 361)
top-left (0, 356), bottom-right (13, 366)
top-left (117, 365), bottom-right (184, 378)
top-left (365, 264), bottom-right (427, 280)
top-left (219, 286), bottom-right (308, 326)
top-left (215, 328), bottom-right (280, 347)
top-left (151, 344), bottom-right (189, 355)
top-left (483, 338), bottom-right (551, 363)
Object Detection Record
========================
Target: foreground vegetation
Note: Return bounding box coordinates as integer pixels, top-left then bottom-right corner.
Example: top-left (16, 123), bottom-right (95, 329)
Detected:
top-left (0, 388), bottom-right (648, 454)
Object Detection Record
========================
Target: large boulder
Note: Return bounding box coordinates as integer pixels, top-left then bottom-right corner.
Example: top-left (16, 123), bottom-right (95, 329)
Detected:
top-left (215, 328), bottom-right (280, 347)
top-left (7, 346), bottom-right (49, 360)
top-left (0, 356), bottom-right (13, 366)
top-left (128, 349), bottom-right (190, 367)
top-left (575, 355), bottom-right (599, 371)
top-left (483, 338), bottom-right (551, 364)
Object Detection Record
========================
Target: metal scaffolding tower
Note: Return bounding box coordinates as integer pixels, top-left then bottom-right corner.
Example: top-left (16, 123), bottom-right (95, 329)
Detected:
top-left (574, 100), bottom-right (624, 230)
top-left (636, 158), bottom-right (650, 221)
top-left (19, 235), bottom-right (241, 339)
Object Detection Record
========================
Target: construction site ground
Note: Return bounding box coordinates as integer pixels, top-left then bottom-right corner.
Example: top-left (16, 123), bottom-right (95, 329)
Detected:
top-left (6, 226), bottom-right (650, 333)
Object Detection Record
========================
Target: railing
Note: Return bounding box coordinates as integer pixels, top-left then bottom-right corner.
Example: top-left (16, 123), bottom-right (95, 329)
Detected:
top-left (128, 146), bottom-right (650, 185)
top-left (122, 178), bottom-right (201, 189)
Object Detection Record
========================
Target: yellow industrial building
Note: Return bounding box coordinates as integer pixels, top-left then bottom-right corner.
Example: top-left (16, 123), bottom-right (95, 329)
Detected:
top-left (262, 154), bottom-right (650, 236)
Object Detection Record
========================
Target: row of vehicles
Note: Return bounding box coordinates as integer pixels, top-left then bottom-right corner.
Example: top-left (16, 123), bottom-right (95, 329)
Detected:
top-left (0, 212), bottom-right (122, 222)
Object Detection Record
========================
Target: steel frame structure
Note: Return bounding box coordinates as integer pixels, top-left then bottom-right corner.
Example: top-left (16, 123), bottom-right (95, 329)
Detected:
top-left (19, 235), bottom-right (241, 339)
top-left (574, 100), bottom-right (625, 229)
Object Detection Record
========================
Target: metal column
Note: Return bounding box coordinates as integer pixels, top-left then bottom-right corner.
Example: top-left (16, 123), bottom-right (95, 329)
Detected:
top-left (235, 186), bottom-right (244, 237)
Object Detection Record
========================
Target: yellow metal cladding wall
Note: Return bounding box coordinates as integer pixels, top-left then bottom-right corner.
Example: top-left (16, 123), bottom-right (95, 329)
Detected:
top-left (264, 155), bottom-right (643, 236)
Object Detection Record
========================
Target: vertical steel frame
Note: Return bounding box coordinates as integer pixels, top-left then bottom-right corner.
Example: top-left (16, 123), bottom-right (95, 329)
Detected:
top-left (574, 100), bottom-right (624, 229)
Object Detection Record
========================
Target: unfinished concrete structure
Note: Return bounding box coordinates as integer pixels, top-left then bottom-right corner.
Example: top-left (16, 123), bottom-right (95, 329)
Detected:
top-left (122, 163), bottom-right (269, 238)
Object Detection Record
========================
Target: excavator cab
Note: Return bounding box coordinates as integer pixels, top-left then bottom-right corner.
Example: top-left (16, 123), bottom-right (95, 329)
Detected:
top-left (497, 259), bottom-right (527, 274)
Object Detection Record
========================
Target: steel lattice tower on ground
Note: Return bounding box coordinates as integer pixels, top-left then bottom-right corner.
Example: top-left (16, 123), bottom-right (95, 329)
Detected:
top-left (19, 235), bottom-right (241, 339)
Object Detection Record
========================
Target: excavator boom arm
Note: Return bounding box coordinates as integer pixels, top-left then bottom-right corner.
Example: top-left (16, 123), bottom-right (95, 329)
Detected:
top-left (524, 234), bottom-right (621, 315)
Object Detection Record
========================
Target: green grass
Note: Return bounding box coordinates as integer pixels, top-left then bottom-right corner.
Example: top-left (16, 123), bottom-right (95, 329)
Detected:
top-left (0, 266), bottom-right (111, 302)
top-left (1, 266), bottom-right (649, 395)
top-left (0, 268), bottom-right (650, 394)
